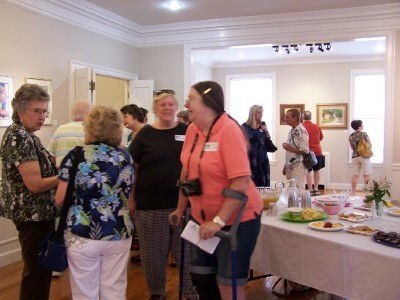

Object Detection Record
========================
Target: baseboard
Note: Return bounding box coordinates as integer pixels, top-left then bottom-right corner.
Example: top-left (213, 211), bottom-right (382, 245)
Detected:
top-left (0, 249), bottom-right (21, 268)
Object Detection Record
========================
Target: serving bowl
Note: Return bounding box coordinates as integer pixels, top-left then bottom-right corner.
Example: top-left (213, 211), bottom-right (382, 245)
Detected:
top-left (322, 202), bottom-right (340, 215)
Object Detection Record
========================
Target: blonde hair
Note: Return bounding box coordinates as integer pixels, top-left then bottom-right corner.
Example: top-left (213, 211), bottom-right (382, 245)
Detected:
top-left (152, 93), bottom-right (178, 113)
top-left (71, 100), bottom-right (91, 121)
top-left (245, 105), bottom-right (263, 128)
top-left (84, 105), bottom-right (123, 147)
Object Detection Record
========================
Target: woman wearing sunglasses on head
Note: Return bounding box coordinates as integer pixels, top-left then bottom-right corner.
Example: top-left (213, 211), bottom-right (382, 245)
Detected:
top-left (128, 89), bottom-right (197, 300)
top-left (170, 81), bottom-right (262, 300)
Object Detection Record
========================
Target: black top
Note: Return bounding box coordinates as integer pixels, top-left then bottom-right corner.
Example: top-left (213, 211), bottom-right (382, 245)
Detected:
top-left (131, 122), bottom-right (187, 210)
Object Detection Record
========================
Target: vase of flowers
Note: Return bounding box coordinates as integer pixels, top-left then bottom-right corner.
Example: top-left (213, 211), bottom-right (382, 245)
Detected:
top-left (364, 176), bottom-right (392, 218)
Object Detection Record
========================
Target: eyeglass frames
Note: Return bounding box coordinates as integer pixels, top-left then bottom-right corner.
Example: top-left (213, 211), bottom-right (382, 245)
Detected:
top-left (153, 89), bottom-right (175, 96)
top-left (26, 109), bottom-right (50, 118)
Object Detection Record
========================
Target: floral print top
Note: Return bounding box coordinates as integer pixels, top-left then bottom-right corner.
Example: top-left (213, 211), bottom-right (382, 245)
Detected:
top-left (285, 124), bottom-right (309, 170)
top-left (58, 143), bottom-right (134, 241)
top-left (0, 123), bottom-right (58, 221)
top-left (349, 131), bottom-right (371, 158)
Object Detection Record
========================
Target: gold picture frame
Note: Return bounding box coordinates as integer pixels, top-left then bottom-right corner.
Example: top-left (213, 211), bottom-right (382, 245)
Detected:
top-left (316, 103), bottom-right (348, 129)
top-left (26, 77), bottom-right (52, 125)
top-left (280, 104), bottom-right (305, 125)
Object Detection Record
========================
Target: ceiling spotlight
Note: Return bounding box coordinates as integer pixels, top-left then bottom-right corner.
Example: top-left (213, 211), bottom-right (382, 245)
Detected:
top-left (166, 0), bottom-right (183, 11)
top-left (273, 45), bottom-right (279, 53)
top-left (309, 46), bottom-right (314, 53)
top-left (291, 45), bottom-right (299, 52)
top-left (316, 43), bottom-right (324, 52)
top-left (324, 43), bottom-right (331, 50)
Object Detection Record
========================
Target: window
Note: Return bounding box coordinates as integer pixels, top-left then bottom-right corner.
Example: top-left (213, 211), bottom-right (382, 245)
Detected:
top-left (350, 69), bottom-right (385, 163)
top-left (226, 73), bottom-right (276, 159)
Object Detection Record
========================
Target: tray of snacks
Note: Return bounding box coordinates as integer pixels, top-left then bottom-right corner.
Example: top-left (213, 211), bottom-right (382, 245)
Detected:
top-left (338, 212), bottom-right (371, 223)
top-left (387, 208), bottom-right (400, 217)
top-left (371, 231), bottom-right (400, 248)
top-left (280, 208), bottom-right (327, 223)
top-left (346, 225), bottom-right (380, 236)
top-left (354, 202), bottom-right (372, 211)
top-left (308, 221), bottom-right (345, 232)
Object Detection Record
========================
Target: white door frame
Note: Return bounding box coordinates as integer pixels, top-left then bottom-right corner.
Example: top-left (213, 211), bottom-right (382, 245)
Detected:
top-left (69, 60), bottom-right (138, 108)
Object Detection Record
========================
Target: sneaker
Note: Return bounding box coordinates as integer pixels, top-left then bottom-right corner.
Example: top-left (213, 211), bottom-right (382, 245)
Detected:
top-left (313, 190), bottom-right (321, 196)
top-left (310, 190), bottom-right (317, 196)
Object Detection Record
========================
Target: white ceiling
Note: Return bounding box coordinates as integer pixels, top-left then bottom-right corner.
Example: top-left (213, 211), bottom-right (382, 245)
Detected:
top-left (85, 0), bottom-right (399, 26)
top-left (83, 0), bottom-right (393, 66)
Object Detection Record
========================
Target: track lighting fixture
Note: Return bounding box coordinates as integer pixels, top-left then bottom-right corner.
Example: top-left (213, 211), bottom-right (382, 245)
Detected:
top-left (271, 42), bottom-right (332, 54)
top-left (324, 43), bottom-right (331, 50)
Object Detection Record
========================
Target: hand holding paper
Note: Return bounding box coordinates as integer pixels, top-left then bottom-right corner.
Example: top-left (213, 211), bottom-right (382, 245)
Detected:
top-left (181, 220), bottom-right (220, 254)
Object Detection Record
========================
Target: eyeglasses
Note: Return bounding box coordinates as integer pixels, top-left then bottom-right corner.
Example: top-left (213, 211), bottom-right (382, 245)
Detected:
top-left (153, 89), bottom-right (175, 96)
top-left (26, 109), bottom-right (50, 118)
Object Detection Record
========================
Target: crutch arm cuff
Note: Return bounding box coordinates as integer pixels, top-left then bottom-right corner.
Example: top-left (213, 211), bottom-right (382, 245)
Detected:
top-left (222, 188), bottom-right (248, 202)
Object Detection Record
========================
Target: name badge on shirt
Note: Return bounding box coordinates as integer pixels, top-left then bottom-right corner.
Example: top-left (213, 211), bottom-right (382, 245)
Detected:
top-left (204, 142), bottom-right (218, 152)
top-left (175, 135), bottom-right (185, 142)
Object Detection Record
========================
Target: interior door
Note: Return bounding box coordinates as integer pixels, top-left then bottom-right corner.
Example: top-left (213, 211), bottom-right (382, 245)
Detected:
top-left (75, 67), bottom-right (96, 104)
top-left (129, 80), bottom-right (155, 123)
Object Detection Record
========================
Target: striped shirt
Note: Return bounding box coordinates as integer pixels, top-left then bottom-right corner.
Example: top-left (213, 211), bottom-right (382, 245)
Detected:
top-left (47, 121), bottom-right (85, 167)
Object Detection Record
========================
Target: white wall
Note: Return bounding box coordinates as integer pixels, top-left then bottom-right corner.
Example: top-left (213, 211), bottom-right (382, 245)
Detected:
top-left (0, 2), bottom-right (140, 267)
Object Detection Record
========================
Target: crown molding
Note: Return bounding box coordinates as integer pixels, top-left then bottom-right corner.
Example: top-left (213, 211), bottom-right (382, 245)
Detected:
top-left (2, 1), bottom-right (400, 48)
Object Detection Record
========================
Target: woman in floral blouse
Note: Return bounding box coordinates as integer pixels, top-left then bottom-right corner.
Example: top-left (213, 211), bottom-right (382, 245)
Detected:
top-left (55, 105), bottom-right (134, 299)
top-left (0, 84), bottom-right (58, 300)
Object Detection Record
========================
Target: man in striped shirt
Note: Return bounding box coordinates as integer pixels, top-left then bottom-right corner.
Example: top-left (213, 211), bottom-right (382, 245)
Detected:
top-left (47, 100), bottom-right (91, 168)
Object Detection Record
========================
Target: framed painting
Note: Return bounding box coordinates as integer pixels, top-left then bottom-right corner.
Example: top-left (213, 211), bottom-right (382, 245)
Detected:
top-left (280, 104), bottom-right (305, 125)
top-left (26, 77), bottom-right (52, 125)
top-left (0, 75), bottom-right (14, 127)
top-left (316, 103), bottom-right (348, 129)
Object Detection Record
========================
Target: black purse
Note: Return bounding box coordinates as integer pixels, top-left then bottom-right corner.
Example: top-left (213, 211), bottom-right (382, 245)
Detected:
top-left (265, 136), bottom-right (277, 153)
top-left (38, 146), bottom-right (84, 272)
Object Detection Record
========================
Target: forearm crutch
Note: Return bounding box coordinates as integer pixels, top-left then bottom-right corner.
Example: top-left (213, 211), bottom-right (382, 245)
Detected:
top-left (215, 188), bottom-right (248, 300)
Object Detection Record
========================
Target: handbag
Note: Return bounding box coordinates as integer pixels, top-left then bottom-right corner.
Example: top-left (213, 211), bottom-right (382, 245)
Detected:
top-left (302, 151), bottom-right (318, 169)
top-left (290, 129), bottom-right (317, 169)
top-left (357, 132), bottom-right (373, 158)
top-left (38, 146), bottom-right (84, 272)
top-left (265, 136), bottom-right (277, 153)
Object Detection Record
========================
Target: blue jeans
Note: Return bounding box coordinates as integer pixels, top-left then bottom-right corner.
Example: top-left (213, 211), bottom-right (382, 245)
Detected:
top-left (189, 214), bottom-right (261, 286)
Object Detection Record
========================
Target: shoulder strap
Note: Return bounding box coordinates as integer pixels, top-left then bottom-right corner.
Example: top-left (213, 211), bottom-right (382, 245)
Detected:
top-left (55, 146), bottom-right (84, 239)
top-left (290, 129), bottom-right (299, 149)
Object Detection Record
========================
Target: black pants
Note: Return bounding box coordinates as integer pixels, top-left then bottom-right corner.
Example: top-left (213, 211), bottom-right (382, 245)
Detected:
top-left (13, 220), bottom-right (55, 300)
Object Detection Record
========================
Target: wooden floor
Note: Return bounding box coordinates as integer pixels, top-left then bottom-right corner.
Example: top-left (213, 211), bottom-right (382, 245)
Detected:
top-left (1, 189), bottom-right (348, 299)
top-left (0, 250), bottom-right (343, 300)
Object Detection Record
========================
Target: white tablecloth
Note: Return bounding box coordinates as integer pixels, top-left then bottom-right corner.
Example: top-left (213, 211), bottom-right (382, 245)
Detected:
top-left (250, 199), bottom-right (400, 300)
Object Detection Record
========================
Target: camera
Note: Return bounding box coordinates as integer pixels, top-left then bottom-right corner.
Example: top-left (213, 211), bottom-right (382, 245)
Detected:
top-left (180, 178), bottom-right (202, 197)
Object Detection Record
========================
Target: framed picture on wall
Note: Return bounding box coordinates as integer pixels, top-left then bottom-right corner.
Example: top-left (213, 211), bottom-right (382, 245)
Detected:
top-left (0, 75), bottom-right (14, 127)
top-left (26, 77), bottom-right (52, 125)
top-left (316, 103), bottom-right (348, 129)
top-left (280, 104), bottom-right (305, 125)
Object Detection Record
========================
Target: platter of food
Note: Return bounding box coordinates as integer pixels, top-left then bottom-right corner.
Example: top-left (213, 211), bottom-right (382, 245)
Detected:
top-left (308, 221), bottom-right (345, 232)
top-left (354, 202), bottom-right (372, 211)
top-left (314, 197), bottom-right (336, 207)
top-left (371, 231), bottom-right (400, 249)
top-left (280, 208), bottom-right (327, 223)
top-left (338, 212), bottom-right (371, 223)
top-left (387, 208), bottom-right (400, 217)
top-left (346, 225), bottom-right (380, 236)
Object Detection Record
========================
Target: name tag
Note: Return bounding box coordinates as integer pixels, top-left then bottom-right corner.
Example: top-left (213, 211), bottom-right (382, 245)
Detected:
top-left (175, 135), bottom-right (185, 141)
top-left (204, 142), bottom-right (218, 152)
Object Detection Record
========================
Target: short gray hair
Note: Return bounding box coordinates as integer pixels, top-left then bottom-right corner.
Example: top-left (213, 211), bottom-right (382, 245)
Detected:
top-left (12, 84), bottom-right (49, 123)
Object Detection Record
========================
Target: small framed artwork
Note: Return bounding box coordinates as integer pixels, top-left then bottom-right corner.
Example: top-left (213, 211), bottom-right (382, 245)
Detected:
top-left (26, 77), bottom-right (52, 125)
top-left (280, 104), bottom-right (305, 125)
top-left (316, 103), bottom-right (348, 129)
top-left (0, 75), bottom-right (14, 127)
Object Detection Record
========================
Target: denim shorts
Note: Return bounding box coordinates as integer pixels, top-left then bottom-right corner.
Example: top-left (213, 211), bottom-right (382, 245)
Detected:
top-left (188, 214), bottom-right (261, 286)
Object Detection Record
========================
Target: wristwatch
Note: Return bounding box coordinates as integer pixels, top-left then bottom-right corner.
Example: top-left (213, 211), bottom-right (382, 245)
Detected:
top-left (213, 216), bottom-right (226, 227)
